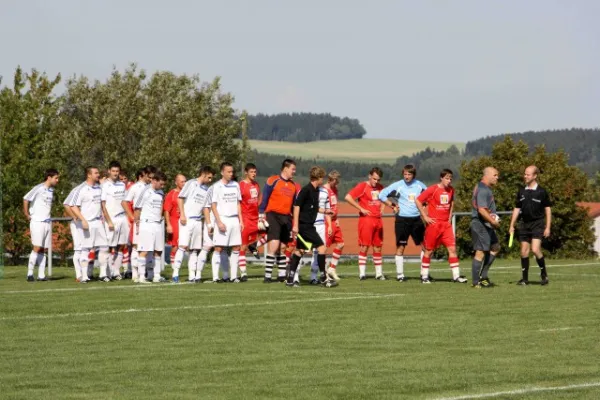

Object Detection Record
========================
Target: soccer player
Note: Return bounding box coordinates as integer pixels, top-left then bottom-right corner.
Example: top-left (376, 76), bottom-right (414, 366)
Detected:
top-left (415, 169), bottom-right (467, 284)
top-left (239, 163), bottom-right (261, 282)
top-left (509, 165), bottom-right (552, 286)
top-left (134, 171), bottom-right (167, 283)
top-left (164, 174), bottom-right (186, 265)
top-left (323, 171), bottom-right (343, 281)
top-left (119, 170), bottom-right (133, 277)
top-left (70, 166), bottom-right (111, 282)
top-left (470, 167), bottom-right (501, 288)
top-left (101, 161), bottom-right (129, 280)
top-left (258, 159), bottom-right (297, 283)
top-left (23, 168), bottom-right (60, 281)
top-left (209, 162), bottom-right (243, 283)
top-left (379, 164), bottom-right (427, 281)
top-left (63, 186), bottom-right (84, 281)
top-left (175, 167), bottom-right (213, 283)
top-left (345, 167), bottom-right (385, 280)
top-left (302, 184), bottom-right (333, 284)
top-left (122, 166), bottom-right (155, 282)
top-left (286, 166), bottom-right (337, 288)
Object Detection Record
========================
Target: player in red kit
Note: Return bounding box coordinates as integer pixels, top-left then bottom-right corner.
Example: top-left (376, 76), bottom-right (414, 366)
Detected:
top-left (415, 168), bottom-right (467, 284)
top-left (164, 174), bottom-right (187, 264)
top-left (239, 163), bottom-right (261, 282)
top-left (323, 170), bottom-right (343, 281)
top-left (345, 167), bottom-right (387, 280)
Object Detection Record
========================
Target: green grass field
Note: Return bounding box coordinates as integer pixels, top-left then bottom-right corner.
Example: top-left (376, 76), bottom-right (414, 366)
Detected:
top-left (1, 259), bottom-right (599, 399)
top-left (247, 138), bottom-right (465, 164)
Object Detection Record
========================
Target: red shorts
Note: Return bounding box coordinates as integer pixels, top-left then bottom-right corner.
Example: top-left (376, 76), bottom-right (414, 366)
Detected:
top-left (327, 219), bottom-right (344, 247)
top-left (242, 219), bottom-right (259, 245)
top-left (423, 221), bottom-right (455, 250)
top-left (358, 217), bottom-right (383, 247)
top-left (167, 218), bottom-right (179, 247)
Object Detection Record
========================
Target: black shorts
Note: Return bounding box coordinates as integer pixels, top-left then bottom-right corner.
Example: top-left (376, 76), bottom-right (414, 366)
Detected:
top-left (296, 224), bottom-right (324, 251)
top-left (266, 212), bottom-right (292, 243)
top-left (394, 216), bottom-right (425, 246)
top-left (518, 219), bottom-right (545, 243)
top-left (470, 218), bottom-right (498, 251)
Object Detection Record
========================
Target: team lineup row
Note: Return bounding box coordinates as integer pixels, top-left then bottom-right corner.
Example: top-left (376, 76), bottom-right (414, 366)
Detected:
top-left (23, 160), bottom-right (552, 287)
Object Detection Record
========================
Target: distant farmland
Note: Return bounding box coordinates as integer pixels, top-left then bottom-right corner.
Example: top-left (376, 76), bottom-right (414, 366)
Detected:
top-left (247, 138), bottom-right (465, 164)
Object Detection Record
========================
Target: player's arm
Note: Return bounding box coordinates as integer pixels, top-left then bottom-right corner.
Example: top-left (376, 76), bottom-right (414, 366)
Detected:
top-left (416, 188), bottom-right (434, 225)
top-left (211, 202), bottom-right (225, 233)
top-left (258, 179), bottom-right (275, 217)
top-left (238, 201), bottom-right (244, 232)
top-left (23, 199), bottom-right (31, 221)
top-left (202, 206), bottom-right (211, 228)
top-left (292, 205), bottom-right (300, 235)
top-left (101, 201), bottom-right (114, 231)
top-left (63, 203), bottom-right (77, 220)
top-left (177, 197), bottom-right (187, 225)
top-left (71, 205), bottom-right (88, 230)
top-left (544, 207), bottom-right (552, 237)
top-left (345, 184), bottom-right (370, 216)
top-left (163, 195), bottom-right (173, 233)
top-left (476, 189), bottom-right (499, 228)
top-left (122, 199), bottom-right (134, 222)
top-left (133, 208), bottom-right (141, 234)
top-left (449, 198), bottom-right (454, 223)
top-left (509, 190), bottom-right (523, 234)
top-left (379, 182), bottom-right (400, 213)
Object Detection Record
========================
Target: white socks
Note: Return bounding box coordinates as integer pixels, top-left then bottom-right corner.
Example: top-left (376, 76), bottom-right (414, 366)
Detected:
top-left (188, 251), bottom-right (198, 280)
top-left (395, 255), bottom-right (404, 278)
top-left (230, 251), bottom-right (239, 280)
top-left (211, 251), bottom-right (221, 281)
top-left (196, 249), bottom-right (208, 280)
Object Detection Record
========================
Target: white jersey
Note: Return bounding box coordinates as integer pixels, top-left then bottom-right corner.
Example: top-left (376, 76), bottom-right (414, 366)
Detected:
top-left (101, 179), bottom-right (127, 218)
top-left (179, 179), bottom-right (211, 218)
top-left (63, 184), bottom-right (84, 207)
top-left (135, 186), bottom-right (165, 222)
top-left (124, 180), bottom-right (148, 206)
top-left (315, 186), bottom-right (331, 225)
top-left (209, 180), bottom-right (241, 217)
top-left (23, 183), bottom-right (54, 222)
top-left (72, 182), bottom-right (103, 220)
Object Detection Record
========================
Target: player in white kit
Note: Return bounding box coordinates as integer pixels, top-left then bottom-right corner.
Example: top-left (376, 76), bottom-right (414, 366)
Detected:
top-left (134, 171), bottom-right (167, 283)
top-left (22, 169), bottom-right (60, 281)
top-left (208, 162), bottom-right (244, 283)
top-left (174, 166), bottom-right (214, 283)
top-left (101, 161), bottom-right (129, 280)
top-left (122, 166), bottom-right (155, 281)
top-left (70, 166), bottom-right (110, 282)
top-left (63, 185), bottom-right (85, 281)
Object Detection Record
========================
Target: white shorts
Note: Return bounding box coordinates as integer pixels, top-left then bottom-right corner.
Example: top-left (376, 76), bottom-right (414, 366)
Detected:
top-left (105, 215), bottom-right (130, 247)
top-left (137, 221), bottom-right (165, 253)
top-left (202, 221), bottom-right (214, 249)
top-left (178, 218), bottom-right (203, 249)
top-left (213, 216), bottom-right (242, 247)
top-left (30, 220), bottom-right (51, 248)
top-left (315, 223), bottom-right (326, 244)
top-left (70, 220), bottom-right (83, 251)
top-left (80, 219), bottom-right (108, 249)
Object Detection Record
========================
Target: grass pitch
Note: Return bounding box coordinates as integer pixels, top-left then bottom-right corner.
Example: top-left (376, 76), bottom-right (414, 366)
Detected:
top-left (247, 138), bottom-right (465, 164)
top-left (1, 259), bottom-right (599, 399)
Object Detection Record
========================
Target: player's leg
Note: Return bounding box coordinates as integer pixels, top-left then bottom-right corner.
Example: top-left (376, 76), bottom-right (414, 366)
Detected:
top-left (175, 220), bottom-right (192, 282)
top-left (357, 218), bottom-right (370, 280)
top-left (394, 217), bottom-right (408, 281)
top-left (286, 248), bottom-right (304, 287)
top-left (373, 219), bottom-right (385, 280)
top-left (263, 213), bottom-right (280, 283)
top-left (92, 220), bottom-right (111, 282)
top-left (27, 221), bottom-right (42, 281)
top-left (518, 238), bottom-right (532, 285)
top-left (420, 225), bottom-right (437, 283)
top-left (210, 245), bottom-right (223, 283)
top-left (480, 231), bottom-right (500, 286)
top-left (470, 219), bottom-right (488, 286)
top-left (70, 221), bottom-right (83, 282)
top-left (326, 221), bottom-right (343, 281)
top-left (275, 219), bottom-right (291, 282)
top-left (531, 238), bottom-right (548, 284)
top-left (227, 218), bottom-right (242, 283)
top-left (440, 223), bottom-right (465, 283)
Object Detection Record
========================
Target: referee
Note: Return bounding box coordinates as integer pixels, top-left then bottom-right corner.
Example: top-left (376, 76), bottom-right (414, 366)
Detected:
top-left (509, 165), bottom-right (552, 286)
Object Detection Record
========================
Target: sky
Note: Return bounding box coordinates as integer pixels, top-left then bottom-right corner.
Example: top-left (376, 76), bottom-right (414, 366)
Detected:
top-left (2, 0), bottom-right (599, 142)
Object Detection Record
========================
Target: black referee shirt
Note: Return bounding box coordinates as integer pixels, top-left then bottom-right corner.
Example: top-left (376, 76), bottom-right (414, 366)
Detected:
top-left (294, 183), bottom-right (319, 225)
top-left (515, 185), bottom-right (551, 222)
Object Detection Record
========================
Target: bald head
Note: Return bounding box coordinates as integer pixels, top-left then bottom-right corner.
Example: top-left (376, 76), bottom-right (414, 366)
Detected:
top-left (175, 174), bottom-right (186, 190)
top-left (482, 167), bottom-right (499, 186)
top-left (523, 165), bottom-right (539, 187)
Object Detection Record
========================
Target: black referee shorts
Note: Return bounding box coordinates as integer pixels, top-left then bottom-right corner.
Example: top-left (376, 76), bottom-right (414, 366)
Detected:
top-left (296, 224), bottom-right (324, 251)
top-left (518, 219), bottom-right (545, 243)
top-left (266, 212), bottom-right (292, 243)
top-left (470, 218), bottom-right (498, 251)
top-left (395, 216), bottom-right (425, 246)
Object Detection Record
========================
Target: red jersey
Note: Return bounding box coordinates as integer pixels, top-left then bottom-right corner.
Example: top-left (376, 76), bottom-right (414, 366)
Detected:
top-left (326, 186), bottom-right (339, 220)
top-left (417, 184), bottom-right (454, 221)
top-left (348, 181), bottom-right (384, 218)
top-left (259, 175), bottom-right (297, 215)
top-left (240, 179), bottom-right (260, 221)
top-left (124, 181), bottom-right (135, 216)
top-left (163, 188), bottom-right (181, 220)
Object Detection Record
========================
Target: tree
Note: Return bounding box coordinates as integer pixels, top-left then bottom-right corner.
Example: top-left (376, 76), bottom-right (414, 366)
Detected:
top-left (455, 137), bottom-right (595, 259)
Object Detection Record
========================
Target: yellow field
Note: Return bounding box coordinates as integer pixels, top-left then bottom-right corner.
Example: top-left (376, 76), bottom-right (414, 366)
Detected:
top-left (247, 138), bottom-right (464, 163)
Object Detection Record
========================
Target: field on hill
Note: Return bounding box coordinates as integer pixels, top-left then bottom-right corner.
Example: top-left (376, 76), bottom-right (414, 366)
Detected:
top-left (2, 260), bottom-right (600, 399)
top-left (247, 138), bottom-right (465, 164)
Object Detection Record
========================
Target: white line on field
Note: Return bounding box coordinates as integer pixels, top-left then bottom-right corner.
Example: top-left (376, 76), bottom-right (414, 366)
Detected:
top-left (432, 381), bottom-right (600, 400)
top-left (538, 326), bottom-right (583, 332)
top-left (428, 261), bottom-right (599, 273)
top-left (0, 293), bottom-right (404, 321)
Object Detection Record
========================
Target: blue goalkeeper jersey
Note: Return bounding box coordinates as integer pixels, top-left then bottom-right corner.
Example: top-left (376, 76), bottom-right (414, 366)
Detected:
top-left (378, 179), bottom-right (427, 218)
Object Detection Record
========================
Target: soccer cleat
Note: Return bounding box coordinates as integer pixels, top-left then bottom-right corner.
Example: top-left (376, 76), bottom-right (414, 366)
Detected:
top-left (172, 276), bottom-right (180, 283)
top-left (27, 275), bottom-right (35, 282)
top-left (479, 278), bottom-right (495, 288)
top-left (516, 279), bottom-right (529, 286)
top-left (359, 275), bottom-right (367, 281)
top-left (309, 279), bottom-right (321, 285)
top-left (248, 244), bottom-right (260, 259)
top-left (286, 281), bottom-right (300, 288)
top-left (153, 276), bottom-right (167, 283)
top-left (123, 271), bottom-right (132, 279)
top-left (327, 267), bottom-right (340, 281)
top-left (187, 279), bottom-right (196, 283)
top-left (137, 278), bottom-right (151, 284)
top-left (427, 275), bottom-right (436, 282)
top-left (397, 276), bottom-right (406, 282)
top-left (263, 277), bottom-right (272, 283)
top-left (453, 276), bottom-right (468, 283)
top-left (222, 278), bottom-right (230, 283)
top-left (204, 279), bottom-right (222, 284)
top-left (421, 277), bottom-right (431, 284)
top-left (540, 277), bottom-right (549, 286)
top-left (113, 275), bottom-right (123, 281)
top-left (37, 277), bottom-right (49, 282)
top-left (231, 278), bottom-right (241, 283)
top-left (375, 275), bottom-right (387, 281)
top-left (471, 283), bottom-right (481, 289)
top-left (323, 279), bottom-right (339, 288)
top-left (240, 275), bottom-right (248, 282)
top-left (99, 276), bottom-right (111, 282)
top-left (80, 279), bottom-right (89, 284)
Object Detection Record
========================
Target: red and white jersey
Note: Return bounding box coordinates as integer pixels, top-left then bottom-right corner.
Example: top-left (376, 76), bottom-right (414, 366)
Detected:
top-left (326, 186), bottom-right (339, 220)
top-left (347, 181), bottom-right (384, 218)
top-left (417, 184), bottom-right (454, 221)
top-left (240, 179), bottom-right (260, 221)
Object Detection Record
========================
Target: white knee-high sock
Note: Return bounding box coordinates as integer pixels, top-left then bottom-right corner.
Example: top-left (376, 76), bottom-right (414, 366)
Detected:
top-left (37, 253), bottom-right (47, 279)
top-left (131, 248), bottom-right (139, 280)
top-left (188, 250), bottom-right (198, 280)
top-left (73, 250), bottom-right (82, 279)
top-left (230, 251), bottom-right (239, 280)
top-left (27, 251), bottom-right (37, 277)
top-left (172, 248), bottom-right (186, 278)
top-left (113, 251), bottom-right (123, 276)
top-left (137, 256), bottom-right (147, 279)
top-left (211, 251), bottom-right (221, 281)
top-left (196, 249), bottom-right (208, 280)
top-left (153, 255), bottom-right (161, 279)
top-left (221, 251), bottom-right (229, 280)
top-left (395, 255), bottom-right (404, 278)
top-left (99, 249), bottom-right (109, 278)
top-left (80, 251), bottom-right (90, 280)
